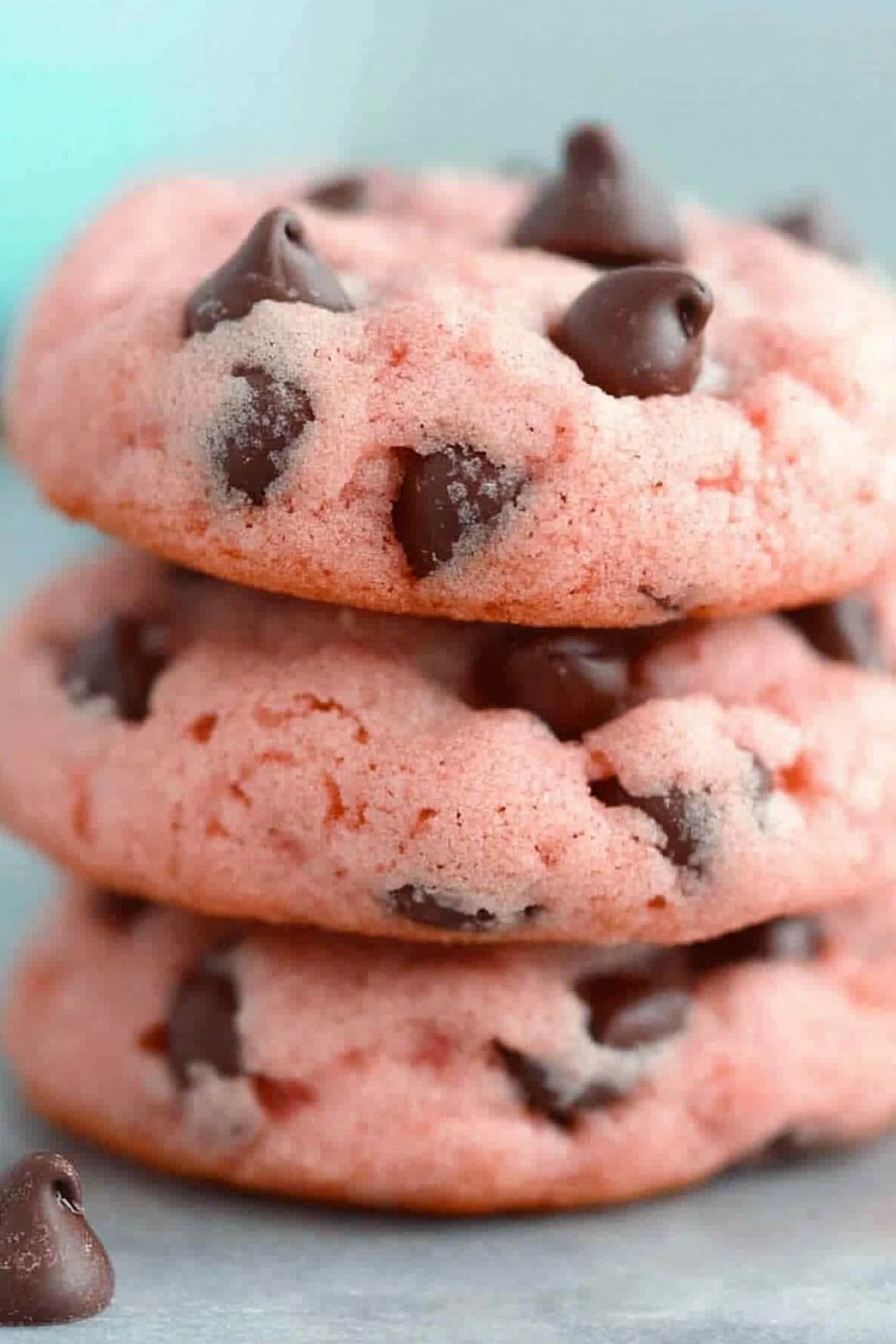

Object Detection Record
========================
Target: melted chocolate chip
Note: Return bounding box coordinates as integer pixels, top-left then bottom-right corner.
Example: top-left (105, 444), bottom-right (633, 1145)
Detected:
top-left (590, 777), bottom-right (712, 871)
top-left (0, 1152), bottom-right (114, 1326)
top-left (305, 174), bottom-right (368, 212)
top-left (185, 208), bottom-right (352, 336)
top-left (473, 628), bottom-right (661, 740)
top-left (784, 596), bottom-right (887, 671)
top-left (765, 195), bottom-right (859, 264)
top-left (690, 915), bottom-right (826, 976)
top-left (511, 123), bottom-right (685, 268)
top-left (166, 949), bottom-right (242, 1088)
top-left (216, 363), bottom-right (314, 504)
top-left (492, 1044), bottom-right (621, 1127)
top-left (383, 885), bottom-right (543, 933)
top-left (92, 889), bottom-right (152, 931)
top-left (576, 951), bottom-right (692, 1048)
top-left (552, 264), bottom-right (713, 397)
top-left (393, 445), bottom-right (524, 577)
top-left (60, 614), bottom-right (171, 723)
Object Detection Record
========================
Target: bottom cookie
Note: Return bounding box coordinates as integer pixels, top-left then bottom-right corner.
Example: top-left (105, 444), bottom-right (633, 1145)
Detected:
top-left (6, 880), bottom-right (896, 1214)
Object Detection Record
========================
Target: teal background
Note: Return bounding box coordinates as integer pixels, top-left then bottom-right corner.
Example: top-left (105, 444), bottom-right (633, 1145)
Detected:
top-left (1, 0), bottom-right (895, 342)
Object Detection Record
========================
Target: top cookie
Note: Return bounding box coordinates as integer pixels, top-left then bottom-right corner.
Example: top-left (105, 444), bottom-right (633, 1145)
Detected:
top-left (7, 126), bottom-right (896, 626)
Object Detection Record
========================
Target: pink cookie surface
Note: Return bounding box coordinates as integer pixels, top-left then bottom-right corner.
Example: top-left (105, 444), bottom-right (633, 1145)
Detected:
top-left (2, 549), bottom-right (896, 944)
top-left (6, 878), bottom-right (896, 1213)
top-left (6, 173), bottom-right (896, 626)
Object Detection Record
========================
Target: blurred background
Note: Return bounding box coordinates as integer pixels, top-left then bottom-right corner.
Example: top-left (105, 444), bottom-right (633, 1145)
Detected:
top-left (2, 0), bottom-right (896, 356)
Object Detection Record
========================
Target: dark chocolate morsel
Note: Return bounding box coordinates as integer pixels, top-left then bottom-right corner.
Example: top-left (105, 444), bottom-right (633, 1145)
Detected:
top-left (0, 1152), bottom-right (114, 1326)
top-left (510, 123), bottom-right (685, 268)
top-left (217, 362), bottom-right (314, 505)
top-left (185, 208), bottom-right (352, 335)
top-left (552, 264), bottom-right (713, 397)
top-left (473, 627), bottom-right (661, 740)
top-left (493, 1043), bottom-right (628, 1127)
top-left (305, 174), bottom-right (368, 212)
top-left (576, 951), bottom-right (692, 1051)
top-left (383, 885), bottom-right (543, 933)
top-left (393, 445), bottom-right (524, 578)
top-left (60, 614), bottom-right (171, 723)
top-left (690, 915), bottom-right (826, 976)
top-left (590, 777), bottom-right (712, 871)
top-left (764, 195), bottom-right (860, 264)
top-left (92, 889), bottom-right (152, 931)
top-left (784, 596), bottom-right (887, 671)
top-left (167, 948), bottom-right (243, 1088)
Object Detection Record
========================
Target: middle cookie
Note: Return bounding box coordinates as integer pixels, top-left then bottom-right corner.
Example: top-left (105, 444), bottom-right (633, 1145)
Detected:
top-left (1, 548), bottom-right (896, 945)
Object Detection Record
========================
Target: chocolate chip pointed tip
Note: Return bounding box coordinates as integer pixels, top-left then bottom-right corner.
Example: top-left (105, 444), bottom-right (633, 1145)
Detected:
top-left (0, 1151), bottom-right (114, 1326)
top-left (510, 121), bottom-right (685, 268)
top-left (765, 194), bottom-right (860, 264)
top-left (185, 207), bottom-right (353, 336)
top-left (552, 264), bottom-right (713, 397)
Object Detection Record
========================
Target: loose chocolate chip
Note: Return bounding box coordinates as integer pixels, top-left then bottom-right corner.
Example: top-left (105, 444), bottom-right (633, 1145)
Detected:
top-left (0, 1152), bottom-right (114, 1326)
top-left (166, 948), bottom-right (242, 1088)
top-left (216, 363), bottom-right (314, 505)
top-left (60, 614), bottom-right (171, 723)
top-left (690, 915), bottom-right (826, 976)
top-left (473, 628), bottom-right (661, 740)
top-left (552, 264), bottom-right (714, 397)
top-left (305, 174), bottom-right (368, 212)
top-left (383, 884), bottom-right (543, 933)
top-left (784, 596), bottom-right (887, 671)
top-left (185, 208), bottom-right (352, 336)
top-left (92, 889), bottom-right (152, 931)
top-left (393, 445), bottom-right (524, 578)
top-left (764, 195), bottom-right (859, 264)
top-left (510, 123), bottom-right (685, 268)
top-left (590, 777), bottom-right (712, 871)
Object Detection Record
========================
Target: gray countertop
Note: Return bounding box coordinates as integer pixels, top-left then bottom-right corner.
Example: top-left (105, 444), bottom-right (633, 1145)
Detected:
top-left (2, 459), bottom-right (895, 1341)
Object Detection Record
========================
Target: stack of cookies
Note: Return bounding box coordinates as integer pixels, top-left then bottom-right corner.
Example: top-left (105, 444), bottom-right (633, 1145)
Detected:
top-left (3, 124), bottom-right (896, 1213)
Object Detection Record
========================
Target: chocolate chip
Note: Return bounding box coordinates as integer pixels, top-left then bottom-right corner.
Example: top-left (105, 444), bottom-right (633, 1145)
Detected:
top-left (383, 885), bottom-right (543, 933)
top-left (590, 777), bottom-right (713, 871)
top-left (764, 195), bottom-right (859, 264)
top-left (166, 948), bottom-right (242, 1088)
top-left (473, 628), bottom-right (661, 740)
top-left (215, 363), bottom-right (314, 504)
top-left (784, 596), bottom-right (886, 671)
top-left (0, 1152), bottom-right (114, 1326)
top-left (576, 953), bottom-right (692, 1050)
top-left (510, 123), bottom-right (684, 268)
top-left (392, 445), bottom-right (524, 577)
top-left (751, 1128), bottom-right (844, 1166)
top-left (60, 614), bottom-right (171, 723)
top-left (91, 889), bottom-right (152, 931)
top-left (305, 174), bottom-right (368, 212)
top-left (492, 1044), bottom-right (618, 1127)
top-left (690, 915), bottom-right (826, 976)
top-left (552, 264), bottom-right (713, 397)
top-left (185, 208), bottom-right (352, 336)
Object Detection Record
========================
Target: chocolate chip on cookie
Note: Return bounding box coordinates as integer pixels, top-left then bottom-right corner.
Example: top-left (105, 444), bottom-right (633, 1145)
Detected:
top-left (305, 174), bottom-right (369, 212)
top-left (473, 628), bottom-right (658, 739)
top-left (185, 208), bottom-right (353, 335)
top-left (383, 884), bottom-right (543, 933)
top-left (215, 363), bottom-right (314, 505)
top-left (393, 445), bottom-right (524, 577)
top-left (511, 123), bottom-right (685, 267)
top-left (60, 614), bottom-right (171, 723)
top-left (91, 889), bottom-right (153, 931)
top-left (552, 264), bottom-right (714, 396)
top-left (166, 948), bottom-right (243, 1087)
top-left (765, 195), bottom-right (859, 263)
top-left (590, 777), bottom-right (714, 871)
top-left (784, 596), bottom-right (886, 670)
top-left (691, 915), bottom-right (826, 975)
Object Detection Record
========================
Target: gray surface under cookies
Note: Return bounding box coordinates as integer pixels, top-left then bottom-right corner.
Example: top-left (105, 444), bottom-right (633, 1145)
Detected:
top-left (2, 456), bottom-right (896, 1341)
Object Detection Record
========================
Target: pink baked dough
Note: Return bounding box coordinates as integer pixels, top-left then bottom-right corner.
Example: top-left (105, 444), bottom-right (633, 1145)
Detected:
top-left (6, 878), bottom-right (896, 1213)
top-left (6, 172), bottom-right (896, 625)
top-left (4, 549), bottom-right (896, 944)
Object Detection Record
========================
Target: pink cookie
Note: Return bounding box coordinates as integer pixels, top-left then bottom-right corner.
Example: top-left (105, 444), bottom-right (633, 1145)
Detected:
top-left (2, 548), bottom-right (896, 945)
top-left (7, 137), bottom-right (896, 627)
top-left (6, 878), bottom-right (896, 1213)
